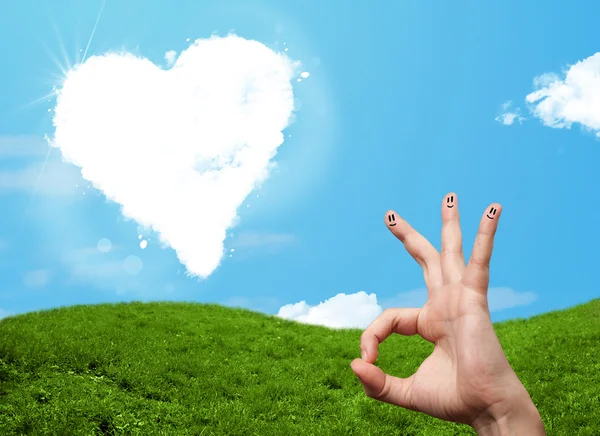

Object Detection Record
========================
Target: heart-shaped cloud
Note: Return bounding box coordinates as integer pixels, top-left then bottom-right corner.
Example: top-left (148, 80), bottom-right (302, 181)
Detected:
top-left (51, 35), bottom-right (298, 278)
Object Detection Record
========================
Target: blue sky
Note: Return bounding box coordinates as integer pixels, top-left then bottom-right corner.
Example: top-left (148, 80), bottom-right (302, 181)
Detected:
top-left (1, 0), bottom-right (599, 328)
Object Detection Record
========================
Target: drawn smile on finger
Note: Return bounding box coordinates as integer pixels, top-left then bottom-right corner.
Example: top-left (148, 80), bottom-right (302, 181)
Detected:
top-left (486, 207), bottom-right (497, 219)
top-left (446, 195), bottom-right (455, 208)
top-left (388, 213), bottom-right (397, 226)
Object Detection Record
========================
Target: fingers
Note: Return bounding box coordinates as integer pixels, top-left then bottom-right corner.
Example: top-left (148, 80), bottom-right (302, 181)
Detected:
top-left (359, 308), bottom-right (422, 364)
top-left (385, 211), bottom-right (442, 289)
top-left (350, 358), bottom-right (416, 410)
top-left (351, 307), bottom-right (421, 409)
top-left (462, 203), bottom-right (502, 293)
top-left (441, 192), bottom-right (465, 284)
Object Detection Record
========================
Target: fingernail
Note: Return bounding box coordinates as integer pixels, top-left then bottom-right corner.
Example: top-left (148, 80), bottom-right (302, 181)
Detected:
top-left (361, 349), bottom-right (368, 361)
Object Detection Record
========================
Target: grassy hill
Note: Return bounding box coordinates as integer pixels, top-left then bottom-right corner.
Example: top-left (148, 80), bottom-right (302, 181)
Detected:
top-left (0, 298), bottom-right (598, 435)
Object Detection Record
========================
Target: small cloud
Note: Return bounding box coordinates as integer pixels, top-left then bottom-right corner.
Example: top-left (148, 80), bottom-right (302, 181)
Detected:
top-left (532, 72), bottom-right (561, 89)
top-left (277, 287), bottom-right (538, 329)
top-left (277, 291), bottom-right (382, 329)
top-left (495, 112), bottom-right (525, 126)
top-left (164, 50), bottom-right (177, 67)
top-left (23, 269), bottom-right (51, 289)
top-left (525, 52), bottom-right (600, 137)
top-left (495, 101), bottom-right (525, 126)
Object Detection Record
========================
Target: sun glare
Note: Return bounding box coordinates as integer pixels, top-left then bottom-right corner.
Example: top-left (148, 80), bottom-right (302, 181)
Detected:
top-left (20, 0), bottom-right (107, 226)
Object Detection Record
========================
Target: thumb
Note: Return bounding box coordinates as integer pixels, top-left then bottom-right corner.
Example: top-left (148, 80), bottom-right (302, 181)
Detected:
top-left (350, 358), bottom-right (415, 409)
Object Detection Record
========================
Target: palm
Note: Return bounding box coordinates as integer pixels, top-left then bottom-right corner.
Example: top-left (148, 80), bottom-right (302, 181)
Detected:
top-left (410, 285), bottom-right (514, 424)
top-left (351, 193), bottom-right (521, 427)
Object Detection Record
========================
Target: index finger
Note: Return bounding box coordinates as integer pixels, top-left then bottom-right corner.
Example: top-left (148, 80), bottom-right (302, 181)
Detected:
top-left (360, 307), bottom-right (422, 364)
top-left (384, 210), bottom-right (443, 290)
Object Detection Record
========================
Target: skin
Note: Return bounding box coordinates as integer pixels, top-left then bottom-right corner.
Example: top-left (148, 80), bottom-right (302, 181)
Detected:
top-left (350, 193), bottom-right (543, 430)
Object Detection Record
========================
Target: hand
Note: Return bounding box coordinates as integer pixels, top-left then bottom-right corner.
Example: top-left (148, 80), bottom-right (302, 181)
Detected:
top-left (350, 193), bottom-right (543, 431)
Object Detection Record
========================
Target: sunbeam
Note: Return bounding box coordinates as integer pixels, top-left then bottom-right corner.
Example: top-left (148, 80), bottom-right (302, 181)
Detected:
top-left (17, 12), bottom-right (73, 116)
top-left (38, 40), bottom-right (70, 78)
top-left (20, 139), bottom-right (54, 230)
top-left (20, 1), bottom-right (105, 225)
top-left (50, 22), bottom-right (74, 76)
top-left (82, 0), bottom-right (106, 63)
top-left (16, 85), bottom-right (59, 116)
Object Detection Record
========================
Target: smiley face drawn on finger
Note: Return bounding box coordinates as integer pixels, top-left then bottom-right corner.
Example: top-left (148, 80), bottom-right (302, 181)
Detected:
top-left (486, 207), bottom-right (497, 219)
top-left (446, 195), bottom-right (455, 208)
top-left (387, 213), bottom-right (397, 226)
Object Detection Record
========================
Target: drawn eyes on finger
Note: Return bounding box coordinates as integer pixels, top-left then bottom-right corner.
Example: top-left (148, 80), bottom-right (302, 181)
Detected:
top-left (387, 213), bottom-right (397, 227)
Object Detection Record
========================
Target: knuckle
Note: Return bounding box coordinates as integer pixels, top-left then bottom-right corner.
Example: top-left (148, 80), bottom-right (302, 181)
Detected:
top-left (477, 228), bottom-right (496, 237)
top-left (360, 330), bottom-right (370, 343)
top-left (440, 248), bottom-right (464, 256)
top-left (469, 257), bottom-right (490, 267)
top-left (374, 376), bottom-right (392, 401)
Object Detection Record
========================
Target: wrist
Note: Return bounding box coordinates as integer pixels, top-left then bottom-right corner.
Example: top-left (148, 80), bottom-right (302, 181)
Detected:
top-left (472, 386), bottom-right (545, 436)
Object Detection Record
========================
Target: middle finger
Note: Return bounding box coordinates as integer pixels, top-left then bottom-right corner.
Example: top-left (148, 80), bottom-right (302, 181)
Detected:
top-left (441, 192), bottom-right (465, 284)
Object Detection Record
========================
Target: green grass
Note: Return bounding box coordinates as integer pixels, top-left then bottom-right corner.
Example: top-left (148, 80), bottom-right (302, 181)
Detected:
top-left (0, 298), bottom-right (598, 436)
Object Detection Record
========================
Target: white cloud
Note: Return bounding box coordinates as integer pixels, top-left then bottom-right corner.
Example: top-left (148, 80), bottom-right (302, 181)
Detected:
top-left (23, 269), bottom-right (51, 289)
top-left (495, 101), bottom-right (525, 126)
top-left (525, 53), bottom-right (600, 136)
top-left (164, 50), bottom-right (177, 67)
top-left (277, 291), bottom-right (382, 329)
top-left (532, 73), bottom-right (561, 89)
top-left (51, 34), bottom-right (299, 279)
top-left (277, 287), bottom-right (538, 329)
top-left (495, 112), bottom-right (524, 126)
